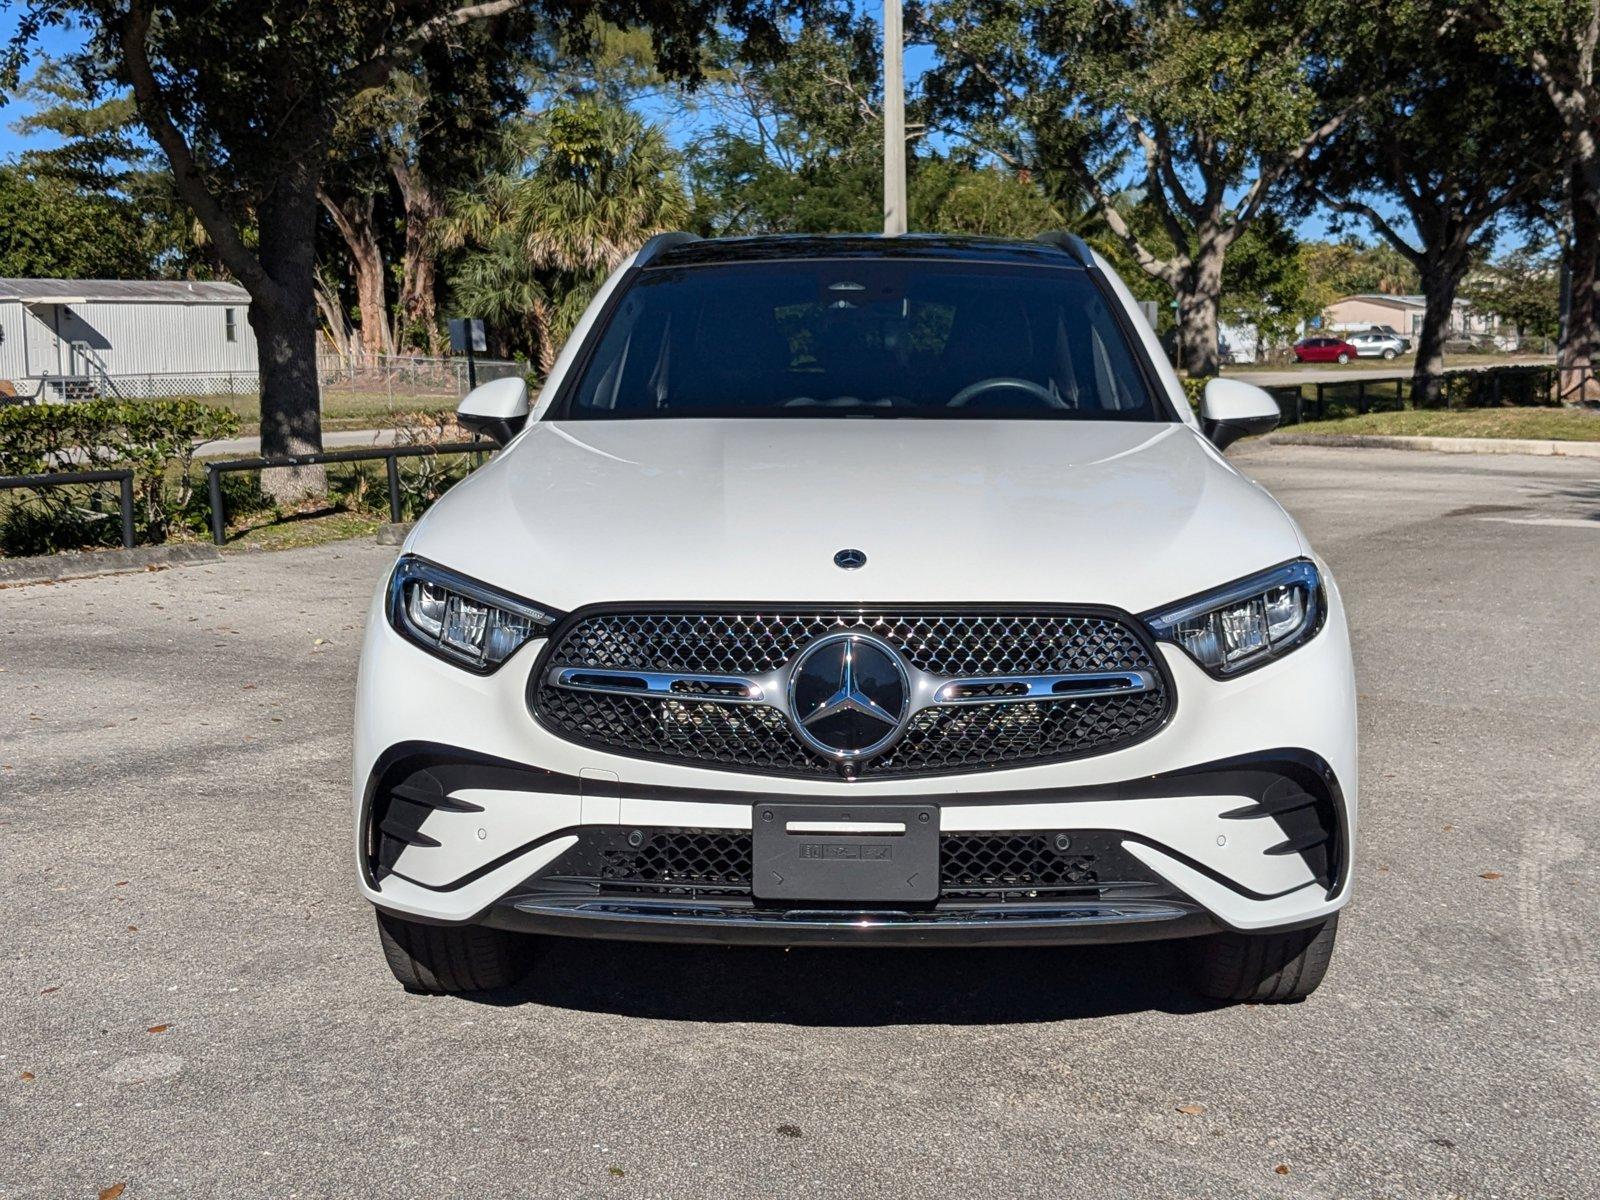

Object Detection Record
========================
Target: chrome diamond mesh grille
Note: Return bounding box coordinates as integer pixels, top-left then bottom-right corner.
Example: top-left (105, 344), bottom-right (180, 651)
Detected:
top-left (531, 608), bottom-right (1170, 778)
top-left (543, 610), bottom-right (1155, 676)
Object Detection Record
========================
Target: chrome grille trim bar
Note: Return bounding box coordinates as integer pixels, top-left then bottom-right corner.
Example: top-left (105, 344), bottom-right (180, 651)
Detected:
top-left (548, 667), bottom-right (766, 704)
top-left (549, 664), bottom-right (1156, 711)
top-left (931, 670), bottom-right (1157, 706)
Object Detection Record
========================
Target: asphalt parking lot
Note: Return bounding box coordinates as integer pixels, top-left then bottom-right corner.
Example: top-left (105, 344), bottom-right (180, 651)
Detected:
top-left (2, 443), bottom-right (1596, 1199)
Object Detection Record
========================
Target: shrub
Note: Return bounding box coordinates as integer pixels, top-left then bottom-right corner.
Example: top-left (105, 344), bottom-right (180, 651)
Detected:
top-left (0, 398), bottom-right (239, 554)
top-left (389, 409), bottom-right (478, 519)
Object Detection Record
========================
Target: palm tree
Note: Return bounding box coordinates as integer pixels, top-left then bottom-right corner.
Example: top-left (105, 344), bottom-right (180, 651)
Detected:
top-left (444, 101), bottom-right (689, 372)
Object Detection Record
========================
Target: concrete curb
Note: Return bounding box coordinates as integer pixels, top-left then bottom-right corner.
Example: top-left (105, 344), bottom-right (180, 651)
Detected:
top-left (0, 541), bottom-right (223, 587)
top-left (1265, 432), bottom-right (1600, 458)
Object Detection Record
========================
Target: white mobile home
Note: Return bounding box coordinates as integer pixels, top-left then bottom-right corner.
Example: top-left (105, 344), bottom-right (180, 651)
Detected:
top-left (0, 278), bottom-right (258, 400)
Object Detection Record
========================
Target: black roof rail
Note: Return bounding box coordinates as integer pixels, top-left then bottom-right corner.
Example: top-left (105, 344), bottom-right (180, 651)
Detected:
top-left (1031, 230), bottom-right (1096, 268)
top-left (634, 231), bottom-right (701, 269)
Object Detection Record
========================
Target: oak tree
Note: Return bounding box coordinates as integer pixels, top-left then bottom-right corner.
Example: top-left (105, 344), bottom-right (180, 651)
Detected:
top-left (1480, 0), bottom-right (1600, 399)
top-left (920, 0), bottom-right (1350, 376)
top-left (1308, 2), bottom-right (1557, 404)
top-left (2, 1), bottom-right (797, 496)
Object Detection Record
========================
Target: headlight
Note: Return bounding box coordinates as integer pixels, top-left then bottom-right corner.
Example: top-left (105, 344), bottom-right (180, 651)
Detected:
top-left (386, 556), bottom-right (559, 673)
top-left (1142, 560), bottom-right (1323, 678)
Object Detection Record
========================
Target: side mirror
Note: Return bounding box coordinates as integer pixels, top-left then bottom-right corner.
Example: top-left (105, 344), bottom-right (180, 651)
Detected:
top-left (1200, 378), bottom-right (1280, 451)
top-left (456, 377), bottom-right (530, 446)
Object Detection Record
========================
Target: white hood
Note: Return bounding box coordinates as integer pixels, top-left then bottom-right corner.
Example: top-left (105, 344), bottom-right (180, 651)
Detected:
top-left (407, 419), bottom-right (1304, 615)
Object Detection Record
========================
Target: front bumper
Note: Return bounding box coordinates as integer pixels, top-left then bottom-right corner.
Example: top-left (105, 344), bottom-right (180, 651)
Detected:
top-left (352, 573), bottom-right (1359, 941)
top-left (357, 741), bottom-right (1351, 943)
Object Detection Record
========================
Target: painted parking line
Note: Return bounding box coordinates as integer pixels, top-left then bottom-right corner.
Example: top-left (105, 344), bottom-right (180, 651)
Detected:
top-left (1477, 516), bottom-right (1600, 529)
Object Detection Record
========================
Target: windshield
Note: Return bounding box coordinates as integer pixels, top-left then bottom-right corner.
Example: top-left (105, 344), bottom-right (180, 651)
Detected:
top-left (556, 259), bottom-right (1166, 420)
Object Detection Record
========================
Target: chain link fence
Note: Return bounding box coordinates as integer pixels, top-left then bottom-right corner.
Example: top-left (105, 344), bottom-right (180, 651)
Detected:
top-left (315, 353), bottom-right (528, 406)
top-left (1, 354), bottom-right (534, 425)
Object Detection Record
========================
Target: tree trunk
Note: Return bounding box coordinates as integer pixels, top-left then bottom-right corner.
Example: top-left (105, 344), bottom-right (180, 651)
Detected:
top-left (1561, 183), bottom-right (1600, 405)
top-left (393, 160), bottom-right (446, 354)
top-left (532, 296), bottom-right (557, 376)
top-left (352, 237), bottom-right (393, 362)
top-left (319, 189), bottom-right (393, 362)
top-left (314, 271), bottom-right (354, 363)
top-left (1177, 246), bottom-right (1226, 378)
top-left (1411, 253), bottom-right (1470, 408)
top-left (253, 174), bottom-right (327, 503)
top-left (252, 295), bottom-right (326, 501)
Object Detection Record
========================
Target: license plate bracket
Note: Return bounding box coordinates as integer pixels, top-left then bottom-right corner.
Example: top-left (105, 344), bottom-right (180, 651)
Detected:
top-left (751, 803), bottom-right (939, 902)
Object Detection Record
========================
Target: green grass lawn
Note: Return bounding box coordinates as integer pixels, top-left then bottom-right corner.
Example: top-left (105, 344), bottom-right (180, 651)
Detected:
top-left (200, 390), bottom-right (457, 435)
top-left (1226, 349), bottom-right (1554, 374)
top-left (1288, 407), bottom-right (1600, 442)
top-left (220, 507), bottom-right (383, 551)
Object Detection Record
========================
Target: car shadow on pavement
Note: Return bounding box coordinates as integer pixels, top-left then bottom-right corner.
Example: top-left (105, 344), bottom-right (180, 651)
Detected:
top-left (470, 937), bottom-right (1223, 1024)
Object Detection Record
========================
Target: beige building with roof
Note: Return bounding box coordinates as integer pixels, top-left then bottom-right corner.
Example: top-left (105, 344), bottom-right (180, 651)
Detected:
top-left (1323, 293), bottom-right (1499, 341)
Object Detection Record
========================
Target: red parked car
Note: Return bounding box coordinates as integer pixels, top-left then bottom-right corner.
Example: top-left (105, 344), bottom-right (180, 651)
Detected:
top-left (1293, 336), bottom-right (1358, 364)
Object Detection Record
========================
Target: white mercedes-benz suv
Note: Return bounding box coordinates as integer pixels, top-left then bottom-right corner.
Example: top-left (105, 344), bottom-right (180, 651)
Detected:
top-left (354, 233), bottom-right (1356, 1003)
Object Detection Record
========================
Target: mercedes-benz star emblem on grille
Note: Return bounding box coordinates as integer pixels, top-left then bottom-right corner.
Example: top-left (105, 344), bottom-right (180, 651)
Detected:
top-left (833, 548), bottom-right (867, 570)
top-left (786, 632), bottom-right (910, 763)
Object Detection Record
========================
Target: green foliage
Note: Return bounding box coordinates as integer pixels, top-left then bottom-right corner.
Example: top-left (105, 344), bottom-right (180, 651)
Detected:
top-left (921, 0), bottom-right (1332, 233)
top-left (1304, 3), bottom-right (1560, 400)
top-left (1080, 195), bottom-right (1318, 347)
top-left (445, 99), bottom-right (689, 368)
top-left (1462, 249), bottom-right (1561, 340)
top-left (687, 20), bottom-right (1062, 240)
top-left (1221, 214), bottom-right (1315, 345)
top-left (1299, 240), bottom-right (1421, 312)
top-left (1, 0), bottom-right (806, 456)
top-left (12, 57), bottom-right (149, 189)
top-left (1479, 0), bottom-right (1592, 77)
top-left (916, 160), bottom-right (1063, 237)
top-left (691, 138), bottom-right (880, 234)
top-left (0, 399), bottom-right (239, 554)
top-left (920, 0), bottom-right (1351, 377)
top-left (688, 23), bottom-right (883, 236)
top-left (0, 164), bottom-right (156, 278)
top-left (9, 58), bottom-right (211, 278)
top-left (0, 491), bottom-right (125, 556)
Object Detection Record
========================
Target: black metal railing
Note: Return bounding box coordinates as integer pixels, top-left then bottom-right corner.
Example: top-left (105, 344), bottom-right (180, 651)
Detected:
top-left (1259, 365), bottom-right (1564, 427)
top-left (203, 441), bottom-right (490, 546)
top-left (0, 468), bottom-right (136, 549)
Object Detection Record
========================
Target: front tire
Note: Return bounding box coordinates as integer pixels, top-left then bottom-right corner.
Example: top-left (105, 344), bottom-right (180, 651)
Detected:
top-left (1381, 348), bottom-right (1396, 360)
top-left (375, 909), bottom-right (525, 994)
top-left (1192, 914), bottom-right (1339, 1002)
top-left (1336, 352), bottom-right (1350, 364)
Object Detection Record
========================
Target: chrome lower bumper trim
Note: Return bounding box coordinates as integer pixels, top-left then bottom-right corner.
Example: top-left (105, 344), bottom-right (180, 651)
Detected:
top-left (491, 895), bottom-right (1216, 946)
top-left (515, 898), bottom-right (1184, 927)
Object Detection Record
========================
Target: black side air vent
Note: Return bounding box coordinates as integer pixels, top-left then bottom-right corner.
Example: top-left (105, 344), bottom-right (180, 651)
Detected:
top-left (366, 766), bottom-right (483, 881)
top-left (1218, 774), bottom-right (1339, 891)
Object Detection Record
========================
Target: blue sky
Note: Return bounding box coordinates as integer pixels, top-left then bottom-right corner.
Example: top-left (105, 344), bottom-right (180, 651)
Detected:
top-left (0, 8), bottom-right (1477, 256)
top-left (0, 11), bottom-right (86, 160)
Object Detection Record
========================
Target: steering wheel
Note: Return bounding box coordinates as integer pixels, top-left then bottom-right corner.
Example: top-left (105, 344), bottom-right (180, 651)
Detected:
top-left (948, 377), bottom-right (1064, 409)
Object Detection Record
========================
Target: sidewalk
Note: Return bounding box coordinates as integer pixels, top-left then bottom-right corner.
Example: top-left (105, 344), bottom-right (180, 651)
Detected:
top-left (1266, 431), bottom-right (1600, 457)
top-left (201, 427), bottom-right (399, 458)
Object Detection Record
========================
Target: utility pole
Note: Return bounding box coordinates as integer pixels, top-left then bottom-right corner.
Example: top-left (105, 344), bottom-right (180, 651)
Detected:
top-left (882, 0), bottom-right (907, 235)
